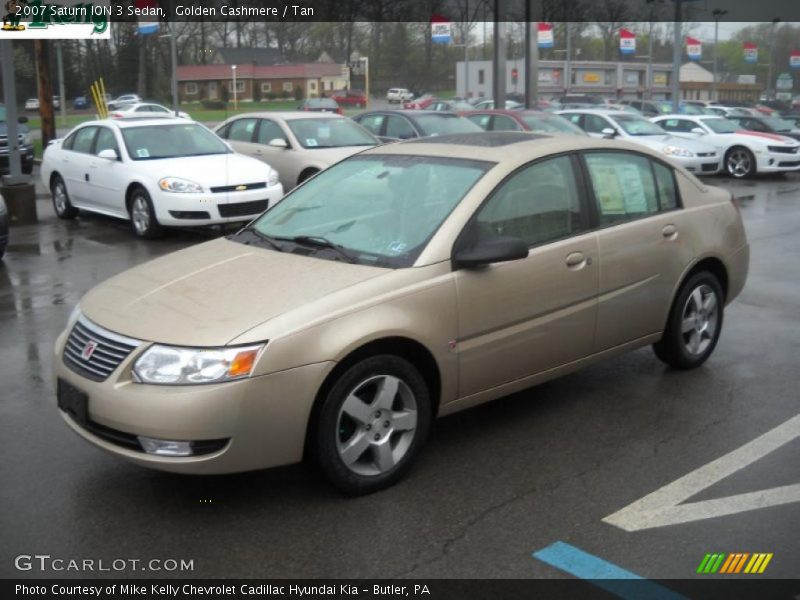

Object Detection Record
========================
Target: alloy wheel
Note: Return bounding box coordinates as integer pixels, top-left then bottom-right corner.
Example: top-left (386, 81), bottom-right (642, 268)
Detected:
top-left (131, 195), bottom-right (150, 234)
top-left (53, 183), bottom-right (67, 214)
top-left (681, 284), bottom-right (719, 356)
top-left (727, 149), bottom-right (752, 178)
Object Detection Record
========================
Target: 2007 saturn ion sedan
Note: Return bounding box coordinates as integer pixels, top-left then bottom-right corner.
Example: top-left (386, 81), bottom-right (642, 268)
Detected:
top-left (55, 132), bottom-right (749, 494)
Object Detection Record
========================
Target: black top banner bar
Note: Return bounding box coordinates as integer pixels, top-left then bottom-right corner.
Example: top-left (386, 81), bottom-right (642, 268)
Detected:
top-left (21, 0), bottom-right (800, 24)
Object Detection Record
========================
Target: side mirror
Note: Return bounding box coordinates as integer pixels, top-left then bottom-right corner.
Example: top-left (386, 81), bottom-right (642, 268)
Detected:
top-left (453, 236), bottom-right (529, 269)
top-left (17, 116), bottom-right (28, 124)
top-left (268, 138), bottom-right (289, 149)
top-left (601, 127), bottom-right (616, 138)
top-left (690, 127), bottom-right (706, 135)
top-left (97, 148), bottom-right (118, 160)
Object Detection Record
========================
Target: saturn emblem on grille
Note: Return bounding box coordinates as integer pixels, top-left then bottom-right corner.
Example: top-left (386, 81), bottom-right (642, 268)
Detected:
top-left (235, 185), bottom-right (247, 191)
top-left (81, 340), bottom-right (98, 361)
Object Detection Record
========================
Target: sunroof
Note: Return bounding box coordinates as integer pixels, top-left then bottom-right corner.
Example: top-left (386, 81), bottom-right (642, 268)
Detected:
top-left (410, 132), bottom-right (550, 147)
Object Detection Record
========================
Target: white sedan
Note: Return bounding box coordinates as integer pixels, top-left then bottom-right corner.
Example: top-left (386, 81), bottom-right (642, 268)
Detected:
top-left (41, 118), bottom-right (283, 238)
top-left (108, 102), bottom-right (190, 120)
top-left (651, 114), bottom-right (800, 178)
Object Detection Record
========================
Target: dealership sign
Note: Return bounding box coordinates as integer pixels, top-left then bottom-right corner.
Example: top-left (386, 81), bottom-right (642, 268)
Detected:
top-left (791, 51), bottom-right (800, 69)
top-left (686, 37), bottom-right (702, 61)
top-left (431, 15), bottom-right (451, 44)
top-left (743, 42), bottom-right (758, 64)
top-left (0, 0), bottom-right (110, 38)
top-left (619, 28), bottom-right (636, 55)
top-left (538, 22), bottom-right (553, 48)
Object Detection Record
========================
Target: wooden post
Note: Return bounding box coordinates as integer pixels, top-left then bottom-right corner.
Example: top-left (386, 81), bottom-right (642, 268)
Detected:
top-left (34, 40), bottom-right (56, 148)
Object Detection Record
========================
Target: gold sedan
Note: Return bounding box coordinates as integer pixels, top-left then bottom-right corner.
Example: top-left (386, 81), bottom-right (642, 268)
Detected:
top-left (54, 132), bottom-right (749, 494)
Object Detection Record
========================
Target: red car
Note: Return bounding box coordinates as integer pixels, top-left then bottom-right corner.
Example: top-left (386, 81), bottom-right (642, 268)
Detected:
top-left (298, 98), bottom-right (343, 115)
top-left (459, 109), bottom-right (586, 136)
top-left (332, 90), bottom-right (367, 108)
top-left (404, 94), bottom-right (437, 110)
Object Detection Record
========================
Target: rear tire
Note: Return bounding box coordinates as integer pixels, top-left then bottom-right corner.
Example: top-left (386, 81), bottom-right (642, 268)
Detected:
top-left (51, 175), bottom-right (78, 219)
top-left (653, 271), bottom-right (724, 369)
top-left (314, 355), bottom-right (432, 495)
top-left (128, 187), bottom-right (163, 239)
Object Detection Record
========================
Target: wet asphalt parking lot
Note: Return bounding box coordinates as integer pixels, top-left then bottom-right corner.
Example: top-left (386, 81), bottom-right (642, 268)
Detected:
top-left (1, 169), bottom-right (799, 582)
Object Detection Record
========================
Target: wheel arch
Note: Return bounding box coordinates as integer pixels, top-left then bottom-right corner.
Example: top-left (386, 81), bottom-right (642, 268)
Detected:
top-left (664, 256), bottom-right (729, 330)
top-left (297, 167), bottom-right (321, 185)
top-left (303, 335), bottom-right (442, 461)
top-left (124, 181), bottom-right (150, 213)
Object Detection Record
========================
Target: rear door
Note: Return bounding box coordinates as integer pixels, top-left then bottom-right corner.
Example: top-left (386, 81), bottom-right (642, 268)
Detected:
top-left (582, 151), bottom-right (694, 350)
top-left (454, 154), bottom-right (599, 397)
top-left (59, 126), bottom-right (97, 207)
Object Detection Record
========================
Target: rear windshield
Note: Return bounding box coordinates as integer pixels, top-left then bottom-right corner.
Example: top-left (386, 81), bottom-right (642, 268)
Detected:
top-left (286, 118), bottom-right (378, 149)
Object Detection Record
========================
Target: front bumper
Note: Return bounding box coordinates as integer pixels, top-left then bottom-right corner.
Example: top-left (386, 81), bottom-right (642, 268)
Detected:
top-left (669, 154), bottom-right (721, 175)
top-left (0, 145), bottom-right (35, 172)
top-left (53, 326), bottom-right (333, 474)
top-left (755, 150), bottom-right (800, 173)
top-left (152, 182), bottom-right (284, 227)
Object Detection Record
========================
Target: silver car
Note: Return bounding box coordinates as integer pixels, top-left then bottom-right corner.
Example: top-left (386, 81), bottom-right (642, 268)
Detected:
top-left (558, 109), bottom-right (722, 175)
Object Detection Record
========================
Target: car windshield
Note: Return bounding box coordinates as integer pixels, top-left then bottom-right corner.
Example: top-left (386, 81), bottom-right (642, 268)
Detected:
top-left (680, 104), bottom-right (705, 114)
top-left (760, 117), bottom-right (794, 131)
top-left (247, 155), bottom-right (492, 267)
top-left (286, 118), bottom-right (377, 149)
top-left (702, 118), bottom-right (739, 134)
top-left (614, 115), bottom-right (666, 136)
top-left (414, 114), bottom-right (483, 136)
top-left (121, 123), bottom-right (230, 160)
top-left (521, 114), bottom-right (585, 134)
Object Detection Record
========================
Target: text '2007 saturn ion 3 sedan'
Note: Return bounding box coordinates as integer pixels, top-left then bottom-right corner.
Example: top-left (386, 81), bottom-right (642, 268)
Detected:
top-left (41, 118), bottom-right (283, 238)
top-left (54, 132), bottom-right (749, 494)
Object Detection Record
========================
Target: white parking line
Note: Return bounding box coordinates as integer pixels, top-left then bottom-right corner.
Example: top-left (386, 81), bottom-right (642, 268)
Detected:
top-left (603, 414), bottom-right (800, 531)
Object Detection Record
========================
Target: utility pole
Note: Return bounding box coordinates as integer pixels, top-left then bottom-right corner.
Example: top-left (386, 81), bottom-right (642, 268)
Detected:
top-left (34, 40), bottom-right (56, 148)
top-left (463, 0), bottom-right (469, 99)
top-left (170, 25), bottom-right (179, 115)
top-left (55, 42), bottom-right (66, 130)
top-left (492, 0), bottom-right (507, 108)
top-left (711, 9), bottom-right (727, 102)
top-left (766, 18), bottom-right (780, 100)
top-left (671, 1), bottom-right (682, 113)
top-left (565, 22), bottom-right (572, 95)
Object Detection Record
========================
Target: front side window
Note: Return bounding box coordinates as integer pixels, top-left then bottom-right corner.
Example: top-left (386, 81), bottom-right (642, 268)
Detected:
top-left (584, 152), bottom-right (659, 225)
top-left (583, 114), bottom-right (611, 134)
top-left (121, 124), bottom-right (230, 161)
top-left (355, 114), bottom-right (384, 136)
top-left (474, 156), bottom-right (585, 247)
top-left (249, 155), bottom-right (492, 267)
top-left (94, 128), bottom-right (118, 156)
top-left (522, 115), bottom-right (585, 135)
top-left (385, 115), bottom-right (417, 139)
top-left (702, 118), bottom-right (738, 134)
top-left (257, 119), bottom-right (287, 145)
top-left (70, 127), bottom-right (97, 154)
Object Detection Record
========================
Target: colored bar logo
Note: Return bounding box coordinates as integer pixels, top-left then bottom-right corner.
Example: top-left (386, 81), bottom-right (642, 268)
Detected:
top-left (696, 553), bottom-right (773, 574)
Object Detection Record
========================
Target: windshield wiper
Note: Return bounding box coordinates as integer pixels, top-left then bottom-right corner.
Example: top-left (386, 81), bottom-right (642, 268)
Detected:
top-left (277, 235), bottom-right (358, 263)
top-left (229, 227), bottom-right (284, 252)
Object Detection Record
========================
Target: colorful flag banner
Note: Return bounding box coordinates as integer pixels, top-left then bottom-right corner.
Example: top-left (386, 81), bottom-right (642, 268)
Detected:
top-left (136, 0), bottom-right (161, 36)
top-left (686, 37), bottom-right (702, 61)
top-left (431, 15), bottom-right (451, 45)
top-left (619, 28), bottom-right (636, 55)
top-left (791, 51), bottom-right (800, 69)
top-left (538, 23), bottom-right (554, 48)
top-left (743, 42), bottom-right (758, 64)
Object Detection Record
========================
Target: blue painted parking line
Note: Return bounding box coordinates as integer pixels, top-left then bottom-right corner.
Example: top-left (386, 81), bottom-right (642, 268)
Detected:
top-left (532, 541), bottom-right (688, 600)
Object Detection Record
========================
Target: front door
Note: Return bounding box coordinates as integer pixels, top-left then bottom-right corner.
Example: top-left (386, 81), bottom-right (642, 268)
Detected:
top-left (454, 154), bottom-right (599, 397)
top-left (85, 126), bottom-right (126, 216)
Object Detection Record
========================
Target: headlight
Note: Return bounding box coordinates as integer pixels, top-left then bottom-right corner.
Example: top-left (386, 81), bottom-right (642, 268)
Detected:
top-left (663, 145), bottom-right (695, 158)
top-left (133, 343), bottom-right (265, 385)
top-left (0, 199), bottom-right (6, 215)
top-left (158, 177), bottom-right (204, 193)
top-left (20, 133), bottom-right (31, 146)
top-left (267, 168), bottom-right (280, 187)
top-left (67, 304), bottom-right (82, 326)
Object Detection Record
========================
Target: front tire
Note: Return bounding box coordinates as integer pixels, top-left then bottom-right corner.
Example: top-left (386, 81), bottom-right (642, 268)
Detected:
top-left (51, 175), bottom-right (78, 219)
top-left (128, 187), bottom-right (163, 239)
top-left (653, 271), bottom-right (724, 369)
top-left (725, 146), bottom-right (756, 179)
top-left (314, 355), bottom-right (432, 495)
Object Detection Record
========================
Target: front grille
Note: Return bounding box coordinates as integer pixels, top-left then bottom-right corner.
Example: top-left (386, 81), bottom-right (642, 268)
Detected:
top-left (218, 199), bottom-right (269, 218)
top-left (210, 182), bottom-right (267, 194)
top-left (63, 318), bottom-right (139, 382)
top-left (0, 134), bottom-right (26, 149)
top-left (767, 146), bottom-right (798, 154)
top-left (701, 162), bottom-right (719, 172)
top-left (168, 210), bottom-right (211, 220)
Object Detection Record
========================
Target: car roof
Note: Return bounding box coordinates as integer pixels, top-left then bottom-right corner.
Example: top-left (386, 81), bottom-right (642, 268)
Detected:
top-left (76, 117), bottom-right (193, 129)
top-left (558, 109), bottom-right (632, 117)
top-left (225, 111), bottom-right (345, 121)
top-left (356, 131), bottom-right (672, 165)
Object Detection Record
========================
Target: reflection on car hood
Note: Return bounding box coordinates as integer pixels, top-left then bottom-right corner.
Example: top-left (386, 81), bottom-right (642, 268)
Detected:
top-left (292, 144), bottom-right (374, 163)
top-left (80, 237), bottom-right (386, 346)
top-left (138, 153), bottom-right (272, 185)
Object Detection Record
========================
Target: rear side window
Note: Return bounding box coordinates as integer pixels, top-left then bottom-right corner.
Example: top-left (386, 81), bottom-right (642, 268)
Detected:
top-left (226, 118), bottom-right (258, 142)
top-left (492, 115), bottom-right (521, 131)
top-left (584, 152), bottom-right (659, 225)
top-left (652, 162), bottom-right (679, 211)
top-left (385, 115), bottom-right (416, 139)
top-left (466, 114), bottom-right (491, 130)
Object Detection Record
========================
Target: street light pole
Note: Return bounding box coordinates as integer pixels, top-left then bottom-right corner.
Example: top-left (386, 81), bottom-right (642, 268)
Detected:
top-left (671, 0), bottom-right (682, 113)
top-left (170, 24), bottom-right (178, 115)
top-left (766, 18), bottom-right (780, 100)
top-left (231, 64), bottom-right (237, 110)
top-left (711, 9), bottom-right (727, 102)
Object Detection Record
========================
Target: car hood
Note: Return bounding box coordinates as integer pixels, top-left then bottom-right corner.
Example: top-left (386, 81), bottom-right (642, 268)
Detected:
top-left (0, 122), bottom-right (30, 136)
top-left (732, 130), bottom-right (800, 145)
top-left (625, 134), bottom-right (717, 153)
top-left (80, 237), bottom-right (387, 346)
top-left (139, 153), bottom-right (273, 186)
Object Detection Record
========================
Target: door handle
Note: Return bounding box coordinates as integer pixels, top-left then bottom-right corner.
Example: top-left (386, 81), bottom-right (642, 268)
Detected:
top-left (84, 173), bottom-right (90, 182)
top-left (662, 224), bottom-right (678, 239)
top-left (566, 251), bottom-right (590, 268)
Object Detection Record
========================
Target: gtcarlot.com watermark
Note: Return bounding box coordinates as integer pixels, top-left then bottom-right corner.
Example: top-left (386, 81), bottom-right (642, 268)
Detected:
top-left (14, 554), bottom-right (194, 573)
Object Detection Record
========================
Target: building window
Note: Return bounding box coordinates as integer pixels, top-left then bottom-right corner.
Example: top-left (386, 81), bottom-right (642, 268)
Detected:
top-left (228, 80), bottom-right (245, 93)
top-left (478, 69), bottom-right (485, 85)
top-left (309, 81), bottom-right (317, 91)
top-left (208, 81), bottom-right (217, 99)
top-left (283, 82), bottom-right (293, 92)
top-left (185, 82), bottom-right (198, 95)
top-left (261, 82), bottom-right (271, 93)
